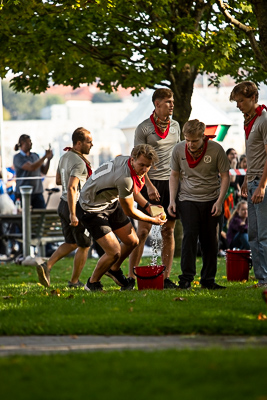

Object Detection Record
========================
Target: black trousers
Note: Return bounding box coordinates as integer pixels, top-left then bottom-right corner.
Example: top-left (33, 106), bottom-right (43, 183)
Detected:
top-left (178, 200), bottom-right (221, 286)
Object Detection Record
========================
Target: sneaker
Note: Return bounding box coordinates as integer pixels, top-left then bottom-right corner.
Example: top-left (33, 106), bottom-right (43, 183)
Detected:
top-left (177, 280), bottom-right (191, 290)
top-left (201, 282), bottom-right (226, 290)
top-left (84, 277), bottom-right (103, 292)
top-left (68, 280), bottom-right (84, 288)
top-left (120, 277), bottom-right (136, 291)
top-left (36, 262), bottom-right (50, 287)
top-left (164, 278), bottom-right (178, 289)
top-left (105, 268), bottom-right (128, 287)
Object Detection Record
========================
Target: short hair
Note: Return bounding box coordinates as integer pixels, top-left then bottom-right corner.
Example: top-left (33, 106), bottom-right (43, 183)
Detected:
top-left (230, 81), bottom-right (259, 103)
top-left (72, 127), bottom-right (91, 145)
top-left (14, 134), bottom-right (30, 151)
top-left (131, 144), bottom-right (159, 166)
top-left (182, 119), bottom-right (206, 137)
top-left (152, 88), bottom-right (173, 105)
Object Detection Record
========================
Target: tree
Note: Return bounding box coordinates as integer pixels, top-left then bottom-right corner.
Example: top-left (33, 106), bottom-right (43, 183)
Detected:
top-left (1, 0), bottom-right (267, 128)
top-left (217, 0), bottom-right (267, 73)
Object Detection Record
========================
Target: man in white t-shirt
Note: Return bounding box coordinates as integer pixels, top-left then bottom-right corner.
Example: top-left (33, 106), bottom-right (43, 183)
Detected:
top-left (168, 119), bottom-right (230, 290)
top-left (76, 144), bottom-right (166, 291)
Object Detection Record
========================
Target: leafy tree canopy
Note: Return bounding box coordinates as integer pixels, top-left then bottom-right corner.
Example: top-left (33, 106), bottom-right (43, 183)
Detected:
top-left (0, 0), bottom-right (267, 125)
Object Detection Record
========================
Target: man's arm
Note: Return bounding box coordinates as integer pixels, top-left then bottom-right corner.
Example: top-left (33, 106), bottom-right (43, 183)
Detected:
top-left (251, 144), bottom-right (267, 204)
top-left (144, 173), bottom-right (160, 202)
top-left (22, 149), bottom-right (53, 173)
top-left (119, 196), bottom-right (166, 225)
top-left (56, 170), bottom-right (61, 185)
top-left (168, 169), bottom-right (180, 218)
top-left (211, 171), bottom-right (230, 217)
top-left (67, 176), bottom-right (80, 226)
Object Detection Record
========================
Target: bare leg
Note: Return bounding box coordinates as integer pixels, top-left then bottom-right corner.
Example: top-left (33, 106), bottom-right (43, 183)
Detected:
top-left (90, 232), bottom-right (121, 282)
top-left (111, 223), bottom-right (139, 271)
top-left (70, 246), bottom-right (90, 283)
top-left (46, 242), bottom-right (78, 271)
top-left (161, 219), bottom-right (176, 278)
top-left (128, 220), bottom-right (152, 278)
top-left (90, 224), bottom-right (139, 282)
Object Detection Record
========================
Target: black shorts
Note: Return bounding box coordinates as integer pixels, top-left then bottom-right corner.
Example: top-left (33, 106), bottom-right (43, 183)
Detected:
top-left (138, 179), bottom-right (179, 220)
top-left (58, 199), bottom-right (91, 248)
top-left (76, 201), bottom-right (130, 241)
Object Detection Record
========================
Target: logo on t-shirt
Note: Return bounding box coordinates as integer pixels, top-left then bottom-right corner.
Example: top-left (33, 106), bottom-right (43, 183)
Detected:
top-left (170, 127), bottom-right (176, 134)
top-left (204, 155), bottom-right (212, 163)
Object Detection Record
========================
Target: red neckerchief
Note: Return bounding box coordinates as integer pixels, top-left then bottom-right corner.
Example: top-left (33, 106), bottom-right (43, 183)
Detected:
top-left (127, 158), bottom-right (145, 194)
top-left (63, 147), bottom-right (92, 178)
top-left (150, 111), bottom-right (170, 139)
top-left (185, 137), bottom-right (209, 168)
top-left (244, 105), bottom-right (267, 140)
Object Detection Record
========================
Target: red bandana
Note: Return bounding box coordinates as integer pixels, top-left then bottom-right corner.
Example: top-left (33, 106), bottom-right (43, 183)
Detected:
top-left (127, 158), bottom-right (145, 194)
top-left (63, 147), bottom-right (92, 178)
top-left (150, 112), bottom-right (170, 139)
top-left (244, 105), bottom-right (267, 140)
top-left (185, 137), bottom-right (209, 168)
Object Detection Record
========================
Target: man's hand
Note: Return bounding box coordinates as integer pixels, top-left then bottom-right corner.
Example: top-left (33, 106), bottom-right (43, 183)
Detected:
top-left (45, 149), bottom-right (54, 160)
top-left (147, 185), bottom-right (160, 202)
top-left (251, 186), bottom-right (265, 204)
top-left (69, 214), bottom-right (79, 227)
top-left (152, 214), bottom-right (167, 226)
top-left (241, 181), bottom-right (248, 198)
top-left (211, 200), bottom-right (222, 217)
top-left (168, 202), bottom-right (176, 218)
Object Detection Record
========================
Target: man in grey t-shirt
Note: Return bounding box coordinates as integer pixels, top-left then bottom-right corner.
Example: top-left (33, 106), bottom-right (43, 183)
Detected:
top-left (128, 88), bottom-right (180, 290)
top-left (169, 119), bottom-right (229, 290)
top-left (36, 127), bottom-right (93, 288)
top-left (76, 144), bottom-right (166, 292)
top-left (230, 81), bottom-right (267, 288)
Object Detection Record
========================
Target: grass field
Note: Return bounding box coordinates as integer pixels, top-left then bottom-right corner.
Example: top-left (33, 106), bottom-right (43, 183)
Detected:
top-left (1, 255), bottom-right (267, 400)
top-left (1, 348), bottom-right (267, 400)
top-left (1, 256), bottom-right (267, 336)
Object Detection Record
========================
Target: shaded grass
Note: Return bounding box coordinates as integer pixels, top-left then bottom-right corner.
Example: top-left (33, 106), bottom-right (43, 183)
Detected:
top-left (1, 348), bottom-right (267, 400)
top-left (1, 256), bottom-right (267, 335)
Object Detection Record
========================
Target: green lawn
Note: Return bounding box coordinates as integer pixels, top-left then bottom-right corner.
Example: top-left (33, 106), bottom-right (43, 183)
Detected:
top-left (1, 349), bottom-right (267, 400)
top-left (1, 256), bottom-right (267, 336)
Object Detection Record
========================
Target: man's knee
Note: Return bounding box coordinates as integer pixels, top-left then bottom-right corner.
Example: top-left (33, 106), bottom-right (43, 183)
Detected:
top-left (137, 228), bottom-right (150, 243)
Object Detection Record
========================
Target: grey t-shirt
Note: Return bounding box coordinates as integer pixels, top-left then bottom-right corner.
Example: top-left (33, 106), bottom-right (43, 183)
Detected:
top-left (246, 109), bottom-right (267, 182)
top-left (58, 151), bottom-right (88, 202)
top-left (171, 140), bottom-right (229, 202)
top-left (134, 118), bottom-right (180, 180)
top-left (13, 151), bottom-right (43, 194)
top-left (79, 155), bottom-right (133, 212)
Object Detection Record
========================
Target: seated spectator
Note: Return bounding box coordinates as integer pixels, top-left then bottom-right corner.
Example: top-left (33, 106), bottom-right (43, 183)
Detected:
top-left (226, 148), bottom-right (239, 205)
top-left (236, 154), bottom-right (247, 201)
top-left (226, 200), bottom-right (250, 250)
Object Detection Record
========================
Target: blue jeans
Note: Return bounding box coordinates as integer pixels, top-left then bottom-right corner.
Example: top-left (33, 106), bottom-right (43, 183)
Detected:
top-left (248, 179), bottom-right (267, 283)
top-left (231, 232), bottom-right (250, 250)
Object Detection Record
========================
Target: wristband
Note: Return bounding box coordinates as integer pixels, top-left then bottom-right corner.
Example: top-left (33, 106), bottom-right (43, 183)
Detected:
top-left (144, 201), bottom-right (150, 209)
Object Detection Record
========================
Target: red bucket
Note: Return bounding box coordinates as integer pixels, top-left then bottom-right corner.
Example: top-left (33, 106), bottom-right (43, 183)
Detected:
top-left (133, 265), bottom-right (166, 290)
top-left (225, 250), bottom-right (252, 281)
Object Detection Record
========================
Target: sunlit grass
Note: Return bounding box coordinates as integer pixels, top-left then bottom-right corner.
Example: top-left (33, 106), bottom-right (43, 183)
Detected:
top-left (0, 256), bottom-right (267, 336)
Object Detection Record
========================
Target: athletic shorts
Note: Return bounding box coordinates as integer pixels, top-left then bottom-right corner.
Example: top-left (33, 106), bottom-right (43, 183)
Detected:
top-left (137, 179), bottom-right (179, 220)
top-left (76, 201), bottom-right (130, 241)
top-left (58, 199), bottom-right (91, 248)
